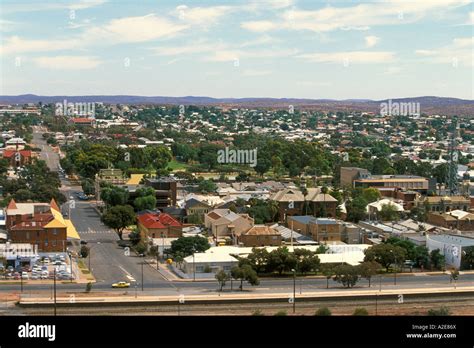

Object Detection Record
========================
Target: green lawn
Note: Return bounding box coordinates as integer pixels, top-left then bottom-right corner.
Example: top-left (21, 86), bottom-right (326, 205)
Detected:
top-left (167, 159), bottom-right (189, 171)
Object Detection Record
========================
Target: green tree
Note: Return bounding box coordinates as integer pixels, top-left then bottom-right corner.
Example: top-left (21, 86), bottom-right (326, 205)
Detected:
top-left (198, 179), bottom-right (217, 193)
top-left (361, 188), bottom-right (381, 203)
top-left (364, 244), bottom-right (407, 272)
top-left (101, 185), bottom-right (129, 207)
top-left (81, 178), bottom-right (95, 196)
top-left (378, 203), bottom-right (400, 221)
top-left (215, 270), bottom-right (230, 291)
top-left (353, 307), bottom-right (369, 316)
top-left (267, 247), bottom-right (297, 275)
top-left (429, 249), bottom-right (445, 270)
top-left (294, 248), bottom-right (320, 274)
top-left (101, 205), bottom-right (136, 240)
top-left (245, 248), bottom-right (270, 274)
top-left (169, 236), bottom-right (210, 257)
top-left (357, 261), bottom-right (381, 287)
top-left (133, 195), bottom-right (157, 211)
top-left (321, 264), bottom-right (335, 289)
top-left (315, 307), bottom-right (332, 316)
top-left (346, 196), bottom-right (368, 222)
top-left (231, 264), bottom-right (259, 290)
top-left (333, 264), bottom-right (359, 288)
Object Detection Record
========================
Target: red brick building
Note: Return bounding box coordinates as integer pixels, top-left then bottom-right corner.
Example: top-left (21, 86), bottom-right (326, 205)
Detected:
top-left (137, 212), bottom-right (183, 238)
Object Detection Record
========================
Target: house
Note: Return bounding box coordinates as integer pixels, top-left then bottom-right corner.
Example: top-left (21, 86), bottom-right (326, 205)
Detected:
top-left (239, 225), bottom-right (282, 247)
top-left (144, 177), bottom-right (177, 208)
top-left (419, 196), bottom-right (470, 213)
top-left (305, 187), bottom-right (338, 218)
top-left (137, 212), bottom-right (183, 238)
top-left (426, 210), bottom-right (474, 231)
top-left (185, 198), bottom-right (211, 223)
top-left (5, 199), bottom-right (80, 252)
top-left (2, 149), bottom-right (32, 167)
top-left (204, 209), bottom-right (254, 244)
top-left (270, 188), bottom-right (305, 221)
top-left (69, 117), bottom-right (95, 126)
top-left (367, 199), bottom-right (405, 217)
top-left (288, 216), bottom-right (362, 243)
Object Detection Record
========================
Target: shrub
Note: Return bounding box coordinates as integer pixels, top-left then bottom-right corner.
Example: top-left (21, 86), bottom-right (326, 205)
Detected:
top-left (353, 307), bottom-right (369, 316)
top-left (79, 245), bottom-right (89, 258)
top-left (85, 282), bottom-right (92, 293)
top-left (274, 310), bottom-right (288, 316)
top-left (135, 242), bottom-right (147, 255)
top-left (315, 307), bottom-right (332, 316)
top-left (428, 306), bottom-right (450, 316)
top-left (252, 309), bottom-right (264, 316)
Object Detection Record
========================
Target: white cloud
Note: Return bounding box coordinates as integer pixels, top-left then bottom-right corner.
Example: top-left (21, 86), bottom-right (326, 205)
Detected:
top-left (241, 0), bottom-right (471, 33)
top-left (172, 5), bottom-right (233, 26)
top-left (1, 0), bottom-right (106, 13)
top-left (415, 49), bottom-right (438, 56)
top-left (297, 51), bottom-right (395, 64)
top-left (241, 21), bottom-right (278, 32)
top-left (0, 36), bottom-right (80, 55)
top-left (33, 56), bottom-right (101, 69)
top-left (365, 35), bottom-right (380, 48)
top-left (416, 37), bottom-right (473, 66)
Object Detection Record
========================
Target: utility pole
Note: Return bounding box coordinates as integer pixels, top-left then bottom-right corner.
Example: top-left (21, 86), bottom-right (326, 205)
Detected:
top-left (53, 268), bottom-right (57, 316)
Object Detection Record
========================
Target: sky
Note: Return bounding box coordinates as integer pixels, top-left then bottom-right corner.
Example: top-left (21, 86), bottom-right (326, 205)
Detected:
top-left (0, 0), bottom-right (473, 100)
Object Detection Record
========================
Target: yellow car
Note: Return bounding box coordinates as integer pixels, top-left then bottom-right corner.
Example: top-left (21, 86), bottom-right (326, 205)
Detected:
top-left (112, 281), bottom-right (130, 288)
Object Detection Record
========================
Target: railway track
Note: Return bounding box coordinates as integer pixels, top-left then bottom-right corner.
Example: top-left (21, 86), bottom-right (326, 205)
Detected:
top-left (12, 294), bottom-right (474, 316)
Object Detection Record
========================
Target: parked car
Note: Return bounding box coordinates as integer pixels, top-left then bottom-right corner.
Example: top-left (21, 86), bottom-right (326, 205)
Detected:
top-left (21, 272), bottom-right (29, 280)
top-left (30, 274), bottom-right (40, 280)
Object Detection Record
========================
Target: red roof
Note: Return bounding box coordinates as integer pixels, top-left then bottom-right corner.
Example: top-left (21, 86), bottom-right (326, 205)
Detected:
top-left (71, 118), bottom-right (94, 124)
top-left (2, 150), bottom-right (32, 158)
top-left (137, 213), bottom-right (182, 229)
top-left (7, 199), bottom-right (17, 210)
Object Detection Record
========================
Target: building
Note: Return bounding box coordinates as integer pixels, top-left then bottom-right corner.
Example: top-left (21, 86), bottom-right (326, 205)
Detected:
top-left (185, 198), bottom-right (211, 223)
top-left (340, 167), bottom-right (370, 187)
top-left (5, 199), bottom-right (80, 252)
top-left (270, 188), bottom-right (305, 221)
top-left (354, 175), bottom-right (431, 193)
top-left (288, 216), bottom-right (362, 243)
top-left (239, 225), bottom-right (282, 247)
top-left (2, 149), bottom-right (32, 167)
top-left (0, 242), bottom-right (39, 268)
top-left (426, 234), bottom-right (474, 269)
top-left (426, 210), bottom-right (474, 231)
top-left (137, 211), bottom-right (183, 238)
top-left (144, 177), bottom-right (177, 208)
top-left (419, 196), bottom-right (470, 213)
top-left (204, 209), bottom-right (254, 244)
top-left (305, 188), bottom-right (338, 218)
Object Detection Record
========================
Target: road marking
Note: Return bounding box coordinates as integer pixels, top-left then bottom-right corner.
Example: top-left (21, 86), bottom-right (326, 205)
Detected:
top-left (126, 275), bottom-right (136, 282)
top-left (119, 266), bottom-right (135, 282)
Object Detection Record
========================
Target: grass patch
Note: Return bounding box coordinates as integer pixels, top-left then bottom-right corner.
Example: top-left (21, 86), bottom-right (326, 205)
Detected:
top-left (167, 159), bottom-right (189, 171)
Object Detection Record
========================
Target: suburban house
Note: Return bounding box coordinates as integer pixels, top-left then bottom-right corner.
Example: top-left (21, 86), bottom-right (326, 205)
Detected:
top-left (204, 209), bottom-right (254, 244)
top-left (137, 211), bottom-right (183, 238)
top-left (418, 195), bottom-right (470, 213)
top-left (239, 225), bottom-right (282, 247)
top-left (185, 198), bottom-right (211, 222)
top-left (426, 209), bottom-right (474, 231)
top-left (2, 149), bottom-right (32, 167)
top-left (305, 187), bottom-right (338, 218)
top-left (5, 199), bottom-right (80, 252)
top-left (270, 188), bottom-right (305, 221)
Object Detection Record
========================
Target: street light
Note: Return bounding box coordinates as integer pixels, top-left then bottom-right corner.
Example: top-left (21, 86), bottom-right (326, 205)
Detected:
top-left (291, 268), bottom-right (296, 314)
top-left (87, 241), bottom-right (101, 272)
top-left (53, 268), bottom-right (57, 316)
top-left (140, 253), bottom-right (145, 291)
top-left (192, 248), bottom-right (196, 282)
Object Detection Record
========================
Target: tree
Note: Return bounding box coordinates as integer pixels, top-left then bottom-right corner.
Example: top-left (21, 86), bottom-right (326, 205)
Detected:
top-left (169, 236), bottom-right (210, 257)
top-left (361, 188), bottom-right (381, 203)
top-left (198, 179), bottom-right (217, 193)
top-left (461, 246), bottom-right (474, 270)
top-left (231, 264), bottom-right (259, 290)
top-left (267, 247), bottom-right (297, 275)
top-left (245, 248), bottom-right (270, 274)
top-left (378, 203), bottom-right (400, 222)
top-left (357, 261), bottom-right (381, 287)
top-left (429, 249), bottom-right (445, 270)
top-left (427, 306), bottom-right (450, 316)
top-left (449, 268), bottom-right (459, 284)
top-left (315, 307), bottom-right (332, 316)
top-left (294, 248), bottom-right (320, 274)
top-left (101, 185), bottom-right (129, 207)
top-left (133, 195), bottom-right (157, 211)
top-left (215, 270), bottom-right (230, 291)
top-left (346, 196), bottom-right (368, 222)
top-left (81, 178), bottom-right (95, 196)
top-left (85, 282), bottom-right (92, 293)
top-left (333, 264), bottom-right (359, 288)
top-left (353, 307), bottom-right (369, 316)
top-left (101, 205), bottom-right (136, 240)
top-left (315, 244), bottom-right (329, 254)
top-left (79, 245), bottom-right (90, 258)
top-left (321, 264), bottom-right (335, 289)
top-left (364, 243), bottom-right (407, 272)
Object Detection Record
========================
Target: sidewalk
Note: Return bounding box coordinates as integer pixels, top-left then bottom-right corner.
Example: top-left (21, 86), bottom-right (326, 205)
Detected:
top-left (18, 286), bottom-right (474, 306)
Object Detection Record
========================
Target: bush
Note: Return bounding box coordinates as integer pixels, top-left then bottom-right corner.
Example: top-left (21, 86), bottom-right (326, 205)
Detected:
top-left (315, 307), bottom-right (332, 316)
top-left (135, 242), bottom-right (147, 255)
top-left (428, 306), bottom-right (450, 316)
top-left (274, 310), bottom-right (287, 316)
top-left (85, 282), bottom-right (92, 293)
top-left (79, 245), bottom-right (89, 258)
top-left (252, 309), bottom-right (264, 316)
top-left (353, 307), bottom-right (369, 316)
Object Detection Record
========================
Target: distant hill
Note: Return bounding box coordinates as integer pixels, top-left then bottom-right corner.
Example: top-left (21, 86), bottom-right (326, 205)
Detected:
top-left (0, 94), bottom-right (473, 116)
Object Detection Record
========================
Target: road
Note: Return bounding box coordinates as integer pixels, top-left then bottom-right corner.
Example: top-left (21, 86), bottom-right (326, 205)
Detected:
top-left (31, 127), bottom-right (173, 290)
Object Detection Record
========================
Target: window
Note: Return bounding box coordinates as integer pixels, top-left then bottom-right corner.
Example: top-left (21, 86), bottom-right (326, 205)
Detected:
top-left (196, 266), bottom-right (204, 272)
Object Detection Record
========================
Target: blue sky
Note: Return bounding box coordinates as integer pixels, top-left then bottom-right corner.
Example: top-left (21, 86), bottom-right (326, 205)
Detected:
top-left (1, 0), bottom-right (473, 99)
